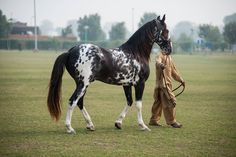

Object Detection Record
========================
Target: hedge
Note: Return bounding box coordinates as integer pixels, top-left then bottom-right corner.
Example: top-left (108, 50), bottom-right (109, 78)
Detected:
top-left (0, 39), bottom-right (125, 51)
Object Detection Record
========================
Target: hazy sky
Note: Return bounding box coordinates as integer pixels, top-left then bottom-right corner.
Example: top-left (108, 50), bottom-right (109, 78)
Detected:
top-left (0, 0), bottom-right (236, 32)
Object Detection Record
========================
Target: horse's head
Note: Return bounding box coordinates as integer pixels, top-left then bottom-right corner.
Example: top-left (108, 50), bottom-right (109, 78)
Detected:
top-left (153, 15), bottom-right (172, 55)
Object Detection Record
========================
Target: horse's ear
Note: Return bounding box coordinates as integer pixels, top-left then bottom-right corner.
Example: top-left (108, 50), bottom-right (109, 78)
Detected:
top-left (157, 16), bottom-right (160, 21)
top-left (161, 14), bottom-right (166, 24)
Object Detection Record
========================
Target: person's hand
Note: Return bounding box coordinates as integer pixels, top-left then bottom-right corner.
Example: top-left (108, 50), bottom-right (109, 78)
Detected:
top-left (160, 63), bottom-right (166, 70)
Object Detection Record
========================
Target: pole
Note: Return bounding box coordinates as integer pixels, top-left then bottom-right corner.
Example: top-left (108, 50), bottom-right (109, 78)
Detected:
top-left (84, 25), bottom-right (89, 42)
top-left (34, 0), bottom-right (38, 51)
top-left (190, 28), bottom-right (194, 53)
top-left (85, 29), bottom-right (87, 42)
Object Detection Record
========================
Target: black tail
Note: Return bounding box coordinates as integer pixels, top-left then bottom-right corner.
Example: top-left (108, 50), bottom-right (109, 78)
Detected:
top-left (47, 52), bottom-right (68, 121)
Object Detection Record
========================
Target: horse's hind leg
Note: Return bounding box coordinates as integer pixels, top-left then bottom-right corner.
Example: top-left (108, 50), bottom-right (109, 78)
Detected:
top-left (65, 88), bottom-right (80, 134)
top-left (65, 105), bottom-right (76, 134)
top-left (77, 94), bottom-right (95, 131)
top-left (65, 82), bottom-right (87, 134)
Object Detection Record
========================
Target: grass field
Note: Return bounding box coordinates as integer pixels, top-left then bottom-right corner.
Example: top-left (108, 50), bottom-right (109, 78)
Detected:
top-left (0, 50), bottom-right (236, 157)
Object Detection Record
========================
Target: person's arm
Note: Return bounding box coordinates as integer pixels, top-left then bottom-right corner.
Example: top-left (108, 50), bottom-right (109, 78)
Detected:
top-left (171, 60), bottom-right (184, 84)
top-left (156, 54), bottom-right (165, 69)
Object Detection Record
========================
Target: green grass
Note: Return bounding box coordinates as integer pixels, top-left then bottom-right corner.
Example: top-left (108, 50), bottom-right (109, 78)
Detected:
top-left (0, 50), bottom-right (236, 157)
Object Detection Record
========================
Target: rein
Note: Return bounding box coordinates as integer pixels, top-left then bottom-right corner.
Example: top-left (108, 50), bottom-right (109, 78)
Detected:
top-left (171, 80), bottom-right (185, 97)
top-left (161, 71), bottom-right (184, 98)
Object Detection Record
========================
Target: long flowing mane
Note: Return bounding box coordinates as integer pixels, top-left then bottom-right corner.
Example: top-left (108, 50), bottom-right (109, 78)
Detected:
top-left (119, 20), bottom-right (155, 63)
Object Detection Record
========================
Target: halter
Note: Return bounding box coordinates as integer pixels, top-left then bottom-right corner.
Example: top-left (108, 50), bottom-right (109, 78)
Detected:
top-left (154, 34), bottom-right (172, 55)
top-left (153, 19), bottom-right (172, 55)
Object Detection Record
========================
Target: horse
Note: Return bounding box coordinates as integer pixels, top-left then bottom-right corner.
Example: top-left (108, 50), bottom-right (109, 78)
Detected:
top-left (47, 15), bottom-right (172, 134)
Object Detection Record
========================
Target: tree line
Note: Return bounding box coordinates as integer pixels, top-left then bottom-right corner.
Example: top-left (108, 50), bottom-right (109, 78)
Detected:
top-left (0, 10), bottom-right (236, 52)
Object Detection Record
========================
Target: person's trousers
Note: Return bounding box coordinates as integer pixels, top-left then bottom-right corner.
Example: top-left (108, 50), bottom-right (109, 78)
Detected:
top-left (150, 87), bottom-right (176, 125)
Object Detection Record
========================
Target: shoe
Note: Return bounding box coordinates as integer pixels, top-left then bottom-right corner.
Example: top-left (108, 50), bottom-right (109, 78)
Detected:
top-left (149, 121), bottom-right (162, 127)
top-left (170, 122), bottom-right (182, 128)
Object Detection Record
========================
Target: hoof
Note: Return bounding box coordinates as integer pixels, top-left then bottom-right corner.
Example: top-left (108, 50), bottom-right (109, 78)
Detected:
top-left (86, 126), bottom-right (95, 131)
top-left (139, 124), bottom-right (151, 131)
top-left (67, 129), bottom-right (76, 134)
top-left (66, 128), bottom-right (76, 134)
top-left (115, 122), bottom-right (122, 129)
top-left (142, 127), bottom-right (151, 131)
top-left (66, 125), bottom-right (76, 134)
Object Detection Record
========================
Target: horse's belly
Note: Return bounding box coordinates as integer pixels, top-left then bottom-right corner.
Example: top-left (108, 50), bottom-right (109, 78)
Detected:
top-left (97, 72), bottom-right (139, 86)
top-left (114, 71), bottom-right (139, 85)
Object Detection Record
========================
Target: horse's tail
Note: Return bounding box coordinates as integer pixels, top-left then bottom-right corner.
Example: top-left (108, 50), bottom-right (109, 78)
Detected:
top-left (47, 52), bottom-right (68, 121)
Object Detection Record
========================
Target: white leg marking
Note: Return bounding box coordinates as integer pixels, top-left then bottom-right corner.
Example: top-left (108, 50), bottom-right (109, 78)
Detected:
top-left (136, 101), bottom-right (151, 131)
top-left (81, 107), bottom-right (95, 131)
top-left (65, 103), bottom-right (77, 134)
top-left (115, 105), bottom-right (131, 124)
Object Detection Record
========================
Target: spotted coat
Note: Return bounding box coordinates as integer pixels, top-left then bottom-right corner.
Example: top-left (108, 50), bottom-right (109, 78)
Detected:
top-left (66, 44), bottom-right (150, 87)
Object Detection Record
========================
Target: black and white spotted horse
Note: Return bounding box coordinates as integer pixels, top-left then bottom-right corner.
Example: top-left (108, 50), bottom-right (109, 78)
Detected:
top-left (47, 15), bottom-right (172, 134)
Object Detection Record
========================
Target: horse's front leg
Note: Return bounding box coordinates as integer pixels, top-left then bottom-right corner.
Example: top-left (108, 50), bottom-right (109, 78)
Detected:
top-left (135, 83), bottom-right (151, 131)
top-left (115, 86), bottom-right (133, 129)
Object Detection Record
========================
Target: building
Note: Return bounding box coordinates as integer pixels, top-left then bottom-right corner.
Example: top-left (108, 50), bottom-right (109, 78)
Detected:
top-left (232, 44), bottom-right (236, 52)
top-left (10, 21), bottom-right (41, 35)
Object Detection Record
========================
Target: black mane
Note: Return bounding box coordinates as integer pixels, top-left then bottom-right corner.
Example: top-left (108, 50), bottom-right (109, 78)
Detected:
top-left (119, 20), bottom-right (156, 63)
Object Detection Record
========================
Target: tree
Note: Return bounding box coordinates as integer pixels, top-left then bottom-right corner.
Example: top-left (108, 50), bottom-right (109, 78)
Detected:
top-left (77, 14), bottom-right (105, 41)
top-left (223, 13), bottom-right (236, 24)
top-left (109, 22), bottom-right (126, 40)
top-left (61, 25), bottom-right (73, 37)
top-left (67, 20), bottom-right (78, 37)
top-left (172, 21), bottom-right (198, 39)
top-left (176, 33), bottom-right (194, 52)
top-left (198, 24), bottom-right (223, 50)
top-left (138, 12), bottom-right (158, 28)
top-left (223, 22), bottom-right (236, 46)
top-left (0, 10), bottom-right (10, 38)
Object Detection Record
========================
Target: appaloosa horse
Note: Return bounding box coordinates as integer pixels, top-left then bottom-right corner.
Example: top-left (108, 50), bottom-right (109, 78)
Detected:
top-left (47, 15), bottom-right (172, 134)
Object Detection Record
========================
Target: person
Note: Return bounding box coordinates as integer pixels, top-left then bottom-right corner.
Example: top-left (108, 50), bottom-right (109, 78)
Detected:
top-left (149, 50), bottom-right (185, 128)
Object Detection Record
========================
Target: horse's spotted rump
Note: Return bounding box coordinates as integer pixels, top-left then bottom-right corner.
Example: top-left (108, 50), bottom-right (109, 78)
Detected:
top-left (73, 44), bottom-right (99, 86)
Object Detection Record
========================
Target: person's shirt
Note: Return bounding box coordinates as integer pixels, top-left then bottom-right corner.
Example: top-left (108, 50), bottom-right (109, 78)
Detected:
top-left (155, 52), bottom-right (183, 89)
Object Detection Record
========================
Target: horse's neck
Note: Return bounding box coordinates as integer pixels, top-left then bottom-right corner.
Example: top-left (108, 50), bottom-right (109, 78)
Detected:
top-left (117, 27), bottom-right (155, 62)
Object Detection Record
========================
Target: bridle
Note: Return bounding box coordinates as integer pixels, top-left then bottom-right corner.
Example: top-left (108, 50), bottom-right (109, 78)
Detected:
top-left (153, 21), bottom-right (172, 55)
top-left (154, 31), bottom-right (164, 44)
